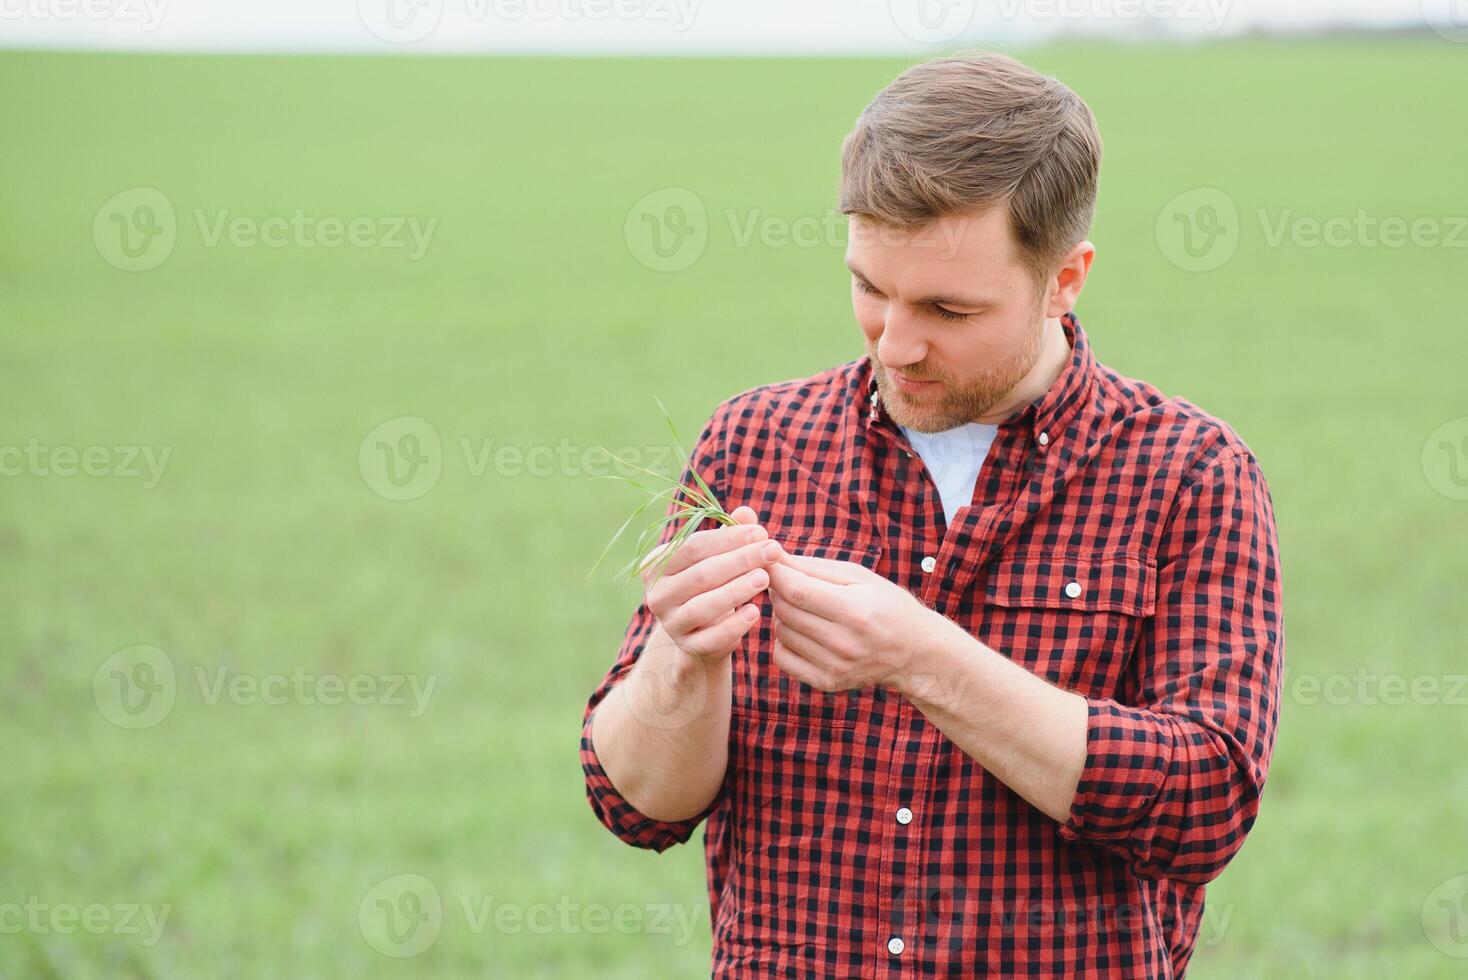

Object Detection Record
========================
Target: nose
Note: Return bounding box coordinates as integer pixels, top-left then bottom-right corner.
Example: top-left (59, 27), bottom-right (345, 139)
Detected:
top-left (875, 305), bottom-right (928, 370)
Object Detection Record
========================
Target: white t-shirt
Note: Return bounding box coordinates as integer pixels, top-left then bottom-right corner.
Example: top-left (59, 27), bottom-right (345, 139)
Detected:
top-left (898, 421), bottom-right (999, 525)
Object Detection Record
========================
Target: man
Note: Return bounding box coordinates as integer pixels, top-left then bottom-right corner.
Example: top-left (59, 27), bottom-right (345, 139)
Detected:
top-left (582, 52), bottom-right (1282, 978)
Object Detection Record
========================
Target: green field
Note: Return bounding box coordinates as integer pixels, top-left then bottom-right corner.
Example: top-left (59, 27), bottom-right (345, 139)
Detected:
top-left (2, 40), bottom-right (1467, 977)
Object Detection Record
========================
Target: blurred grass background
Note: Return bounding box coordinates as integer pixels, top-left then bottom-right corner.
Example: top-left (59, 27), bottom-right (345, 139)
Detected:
top-left (1, 39), bottom-right (1466, 977)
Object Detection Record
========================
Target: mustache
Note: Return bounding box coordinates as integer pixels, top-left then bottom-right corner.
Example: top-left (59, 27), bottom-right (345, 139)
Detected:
top-left (868, 349), bottom-right (945, 384)
top-left (878, 362), bottom-right (944, 383)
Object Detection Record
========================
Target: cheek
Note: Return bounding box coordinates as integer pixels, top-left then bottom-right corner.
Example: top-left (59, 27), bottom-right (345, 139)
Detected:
top-left (852, 292), bottom-right (884, 342)
top-left (956, 318), bottom-right (1030, 381)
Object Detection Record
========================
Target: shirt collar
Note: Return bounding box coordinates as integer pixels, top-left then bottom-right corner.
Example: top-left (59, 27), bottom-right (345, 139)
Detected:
top-left (861, 311), bottom-right (1097, 449)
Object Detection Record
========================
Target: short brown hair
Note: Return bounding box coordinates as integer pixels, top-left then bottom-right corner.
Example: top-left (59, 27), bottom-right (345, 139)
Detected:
top-left (839, 52), bottom-right (1102, 283)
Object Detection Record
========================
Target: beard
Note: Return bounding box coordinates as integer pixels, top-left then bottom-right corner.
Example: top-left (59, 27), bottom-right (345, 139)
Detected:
top-left (868, 313), bottom-right (1047, 434)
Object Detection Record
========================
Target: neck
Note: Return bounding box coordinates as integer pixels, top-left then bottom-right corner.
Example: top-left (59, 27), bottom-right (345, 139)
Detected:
top-left (977, 316), bottom-right (1072, 425)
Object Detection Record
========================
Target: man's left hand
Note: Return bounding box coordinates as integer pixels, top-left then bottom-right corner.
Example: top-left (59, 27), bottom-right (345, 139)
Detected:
top-left (766, 552), bottom-right (935, 693)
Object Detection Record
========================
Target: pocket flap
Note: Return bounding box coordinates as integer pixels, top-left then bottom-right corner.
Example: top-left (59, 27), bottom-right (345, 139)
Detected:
top-left (984, 551), bottom-right (1156, 617)
top-left (778, 532), bottom-right (882, 568)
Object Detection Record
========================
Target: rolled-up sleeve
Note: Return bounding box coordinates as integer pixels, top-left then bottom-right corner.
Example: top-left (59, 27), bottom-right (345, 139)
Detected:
top-left (580, 400), bottom-right (733, 851)
top-left (1058, 445), bottom-right (1284, 885)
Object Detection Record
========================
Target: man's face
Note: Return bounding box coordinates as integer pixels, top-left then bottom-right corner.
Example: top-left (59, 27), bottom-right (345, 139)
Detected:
top-left (846, 208), bottom-right (1050, 433)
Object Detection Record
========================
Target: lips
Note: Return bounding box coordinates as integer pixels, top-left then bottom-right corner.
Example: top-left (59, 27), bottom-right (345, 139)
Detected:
top-left (891, 372), bottom-right (939, 394)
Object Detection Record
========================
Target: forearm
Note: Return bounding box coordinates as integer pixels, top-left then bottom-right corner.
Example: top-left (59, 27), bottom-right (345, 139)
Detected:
top-left (894, 612), bottom-right (1088, 824)
top-left (590, 623), bottom-right (732, 823)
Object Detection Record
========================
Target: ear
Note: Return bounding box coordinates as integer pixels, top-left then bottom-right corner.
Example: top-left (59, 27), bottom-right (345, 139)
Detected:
top-left (1042, 240), bottom-right (1095, 319)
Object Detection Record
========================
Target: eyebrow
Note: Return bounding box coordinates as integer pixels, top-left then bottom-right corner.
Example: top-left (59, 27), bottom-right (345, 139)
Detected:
top-left (845, 261), bottom-right (994, 310)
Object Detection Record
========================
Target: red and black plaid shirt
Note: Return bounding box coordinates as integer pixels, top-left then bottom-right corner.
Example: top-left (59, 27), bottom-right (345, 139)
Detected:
top-left (582, 313), bottom-right (1283, 978)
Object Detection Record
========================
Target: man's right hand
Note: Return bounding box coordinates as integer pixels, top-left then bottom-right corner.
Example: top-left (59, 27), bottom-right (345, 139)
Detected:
top-left (640, 505), bottom-right (784, 663)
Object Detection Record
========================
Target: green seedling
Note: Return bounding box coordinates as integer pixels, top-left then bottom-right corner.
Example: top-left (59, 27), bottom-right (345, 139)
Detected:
top-left (589, 397), bottom-right (737, 583)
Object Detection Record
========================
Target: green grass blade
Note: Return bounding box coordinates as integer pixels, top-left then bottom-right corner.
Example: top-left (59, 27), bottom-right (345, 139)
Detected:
top-left (588, 490), bottom-right (664, 580)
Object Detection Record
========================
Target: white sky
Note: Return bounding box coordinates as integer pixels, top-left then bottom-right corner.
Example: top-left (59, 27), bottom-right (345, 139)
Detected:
top-left (0, 0), bottom-right (1457, 53)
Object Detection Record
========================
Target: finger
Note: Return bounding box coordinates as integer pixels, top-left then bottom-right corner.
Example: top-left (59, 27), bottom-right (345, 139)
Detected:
top-left (729, 505), bottom-right (758, 525)
top-left (771, 633), bottom-right (831, 692)
top-left (658, 538), bottom-right (784, 615)
top-left (771, 613), bottom-right (826, 663)
top-left (777, 552), bottom-right (871, 585)
top-left (767, 562), bottom-right (846, 619)
top-left (768, 592), bottom-right (842, 648)
top-left (649, 519), bottom-right (768, 582)
top-left (665, 563), bottom-right (772, 638)
top-left (680, 603), bottom-right (761, 659)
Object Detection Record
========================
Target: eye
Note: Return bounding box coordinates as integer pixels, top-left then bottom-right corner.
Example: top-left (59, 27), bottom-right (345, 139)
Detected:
top-left (853, 277), bottom-right (882, 297)
top-left (933, 305), bottom-right (970, 322)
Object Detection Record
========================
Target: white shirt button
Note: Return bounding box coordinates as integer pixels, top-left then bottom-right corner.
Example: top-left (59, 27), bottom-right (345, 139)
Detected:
top-left (1037, 431), bottom-right (1051, 447)
top-left (896, 807), bottom-right (913, 825)
top-left (1064, 581), bottom-right (1083, 599)
top-left (888, 937), bottom-right (905, 956)
top-left (921, 556), bottom-right (937, 574)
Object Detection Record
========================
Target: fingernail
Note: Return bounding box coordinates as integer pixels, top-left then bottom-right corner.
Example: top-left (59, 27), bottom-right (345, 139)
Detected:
top-left (762, 542), bottom-right (782, 561)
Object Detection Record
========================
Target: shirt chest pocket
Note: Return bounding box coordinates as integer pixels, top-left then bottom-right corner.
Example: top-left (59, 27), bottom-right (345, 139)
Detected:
top-left (736, 532), bottom-right (884, 732)
top-left (979, 551), bottom-right (1156, 700)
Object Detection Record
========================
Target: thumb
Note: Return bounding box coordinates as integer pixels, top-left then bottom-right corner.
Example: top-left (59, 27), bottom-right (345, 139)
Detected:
top-left (730, 505), bottom-right (759, 526)
top-left (778, 552), bottom-right (870, 585)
